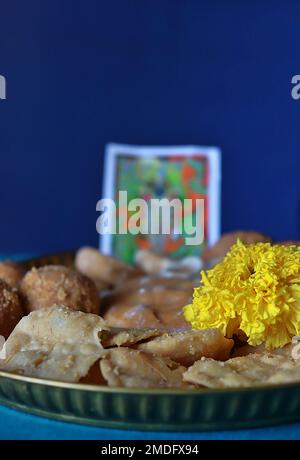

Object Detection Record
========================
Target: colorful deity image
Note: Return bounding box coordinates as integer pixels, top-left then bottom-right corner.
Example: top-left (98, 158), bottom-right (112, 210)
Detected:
top-left (111, 153), bottom-right (211, 264)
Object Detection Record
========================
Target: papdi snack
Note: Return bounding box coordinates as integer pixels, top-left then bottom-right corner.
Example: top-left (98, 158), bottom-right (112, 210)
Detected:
top-left (138, 329), bottom-right (233, 366)
top-left (183, 352), bottom-right (300, 388)
top-left (0, 305), bottom-right (108, 382)
top-left (100, 347), bottom-right (187, 388)
top-left (75, 247), bottom-right (138, 288)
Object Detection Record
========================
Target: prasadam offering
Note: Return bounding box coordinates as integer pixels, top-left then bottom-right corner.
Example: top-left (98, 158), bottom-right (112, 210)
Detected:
top-left (0, 235), bottom-right (300, 390)
top-left (0, 305), bottom-right (234, 387)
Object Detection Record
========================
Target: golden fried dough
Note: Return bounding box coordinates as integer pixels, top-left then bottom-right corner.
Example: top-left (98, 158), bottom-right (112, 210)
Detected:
top-left (138, 329), bottom-right (233, 366)
top-left (20, 265), bottom-right (100, 314)
top-left (102, 327), bottom-right (164, 348)
top-left (0, 305), bottom-right (108, 382)
top-left (0, 279), bottom-right (23, 339)
top-left (0, 260), bottom-right (25, 288)
top-left (135, 250), bottom-right (202, 275)
top-left (183, 353), bottom-right (300, 388)
top-left (135, 250), bottom-right (173, 274)
top-left (104, 304), bottom-right (163, 329)
top-left (110, 275), bottom-right (195, 294)
top-left (202, 231), bottom-right (272, 262)
top-left (104, 291), bottom-right (191, 328)
top-left (156, 308), bottom-right (190, 330)
top-left (232, 343), bottom-right (293, 358)
top-left (103, 275), bottom-right (193, 329)
top-left (100, 347), bottom-right (187, 388)
top-left (75, 247), bottom-right (139, 288)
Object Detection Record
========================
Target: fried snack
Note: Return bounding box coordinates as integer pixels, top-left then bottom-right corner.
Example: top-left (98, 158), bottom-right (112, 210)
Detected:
top-left (202, 231), bottom-right (272, 263)
top-left (102, 327), bottom-right (164, 348)
top-left (100, 347), bottom-right (187, 388)
top-left (183, 353), bottom-right (300, 388)
top-left (135, 250), bottom-right (202, 275)
top-left (151, 307), bottom-right (189, 330)
top-left (103, 275), bottom-right (194, 329)
top-left (75, 247), bottom-right (138, 288)
top-left (0, 260), bottom-right (25, 288)
top-left (104, 304), bottom-right (163, 329)
top-left (103, 305), bottom-right (189, 329)
top-left (109, 275), bottom-right (195, 294)
top-left (138, 329), bottom-right (233, 366)
top-left (0, 305), bottom-right (108, 382)
top-left (232, 343), bottom-right (293, 358)
top-left (135, 250), bottom-right (173, 274)
top-left (20, 265), bottom-right (100, 314)
top-left (0, 280), bottom-right (23, 339)
top-left (104, 291), bottom-right (191, 329)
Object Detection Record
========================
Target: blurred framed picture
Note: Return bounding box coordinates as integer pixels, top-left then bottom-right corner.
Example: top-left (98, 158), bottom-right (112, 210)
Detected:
top-left (100, 143), bottom-right (221, 264)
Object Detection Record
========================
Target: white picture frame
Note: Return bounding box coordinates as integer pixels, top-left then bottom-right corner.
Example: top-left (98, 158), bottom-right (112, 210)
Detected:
top-left (100, 143), bottom-right (221, 259)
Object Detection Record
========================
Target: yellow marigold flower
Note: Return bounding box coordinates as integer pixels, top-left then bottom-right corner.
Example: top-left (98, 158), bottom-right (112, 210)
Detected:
top-left (183, 240), bottom-right (300, 349)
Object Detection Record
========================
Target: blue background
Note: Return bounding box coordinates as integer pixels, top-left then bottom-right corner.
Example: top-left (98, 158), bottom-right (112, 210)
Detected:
top-left (0, 0), bottom-right (299, 253)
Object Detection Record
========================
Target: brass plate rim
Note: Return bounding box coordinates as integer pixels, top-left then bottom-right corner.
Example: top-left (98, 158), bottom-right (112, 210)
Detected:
top-left (1, 396), bottom-right (299, 432)
top-left (1, 369), bottom-right (300, 396)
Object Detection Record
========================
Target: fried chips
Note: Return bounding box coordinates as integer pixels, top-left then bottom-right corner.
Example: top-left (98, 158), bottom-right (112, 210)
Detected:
top-left (1, 305), bottom-right (300, 390)
top-left (183, 353), bottom-right (300, 388)
top-left (0, 305), bottom-right (108, 382)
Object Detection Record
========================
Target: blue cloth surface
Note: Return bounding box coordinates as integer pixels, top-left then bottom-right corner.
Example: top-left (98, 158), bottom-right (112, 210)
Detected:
top-left (0, 405), bottom-right (298, 440)
top-left (0, 253), bottom-right (299, 440)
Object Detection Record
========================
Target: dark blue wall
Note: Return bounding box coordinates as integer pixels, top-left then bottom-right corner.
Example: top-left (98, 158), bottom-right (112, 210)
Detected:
top-left (0, 0), bottom-right (299, 253)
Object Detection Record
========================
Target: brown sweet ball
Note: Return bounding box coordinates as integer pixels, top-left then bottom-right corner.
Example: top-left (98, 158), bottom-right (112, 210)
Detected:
top-left (0, 260), bottom-right (25, 288)
top-left (0, 279), bottom-right (23, 339)
top-left (20, 265), bottom-right (100, 314)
